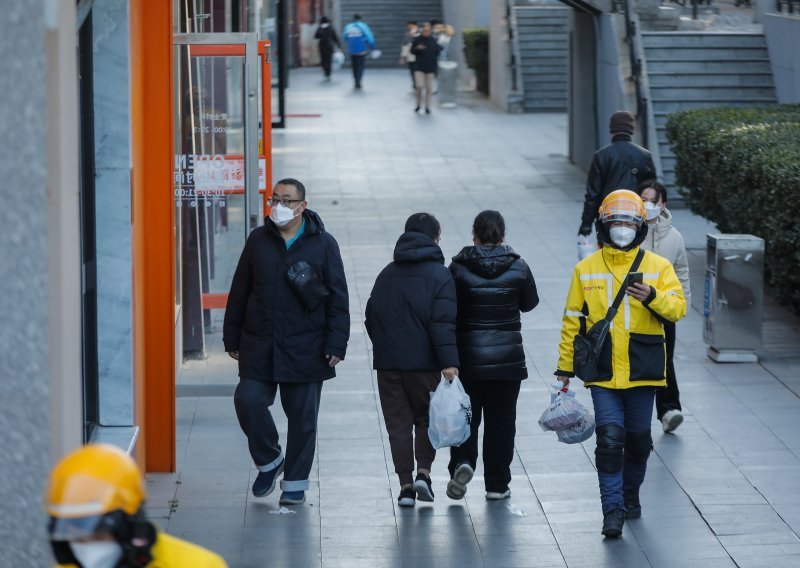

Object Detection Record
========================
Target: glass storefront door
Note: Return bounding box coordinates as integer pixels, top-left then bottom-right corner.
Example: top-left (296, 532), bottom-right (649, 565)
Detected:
top-left (173, 34), bottom-right (271, 359)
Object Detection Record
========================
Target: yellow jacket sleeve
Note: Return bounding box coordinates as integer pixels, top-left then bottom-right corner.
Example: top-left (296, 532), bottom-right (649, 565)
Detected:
top-left (556, 267), bottom-right (586, 375)
top-left (643, 260), bottom-right (686, 323)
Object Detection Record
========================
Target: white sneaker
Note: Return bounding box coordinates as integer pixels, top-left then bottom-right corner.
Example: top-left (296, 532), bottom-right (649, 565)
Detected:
top-left (446, 463), bottom-right (474, 500)
top-left (486, 489), bottom-right (511, 500)
top-left (661, 409), bottom-right (684, 433)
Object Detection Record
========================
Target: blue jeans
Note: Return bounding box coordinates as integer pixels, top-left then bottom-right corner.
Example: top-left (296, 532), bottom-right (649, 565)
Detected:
top-left (590, 386), bottom-right (655, 513)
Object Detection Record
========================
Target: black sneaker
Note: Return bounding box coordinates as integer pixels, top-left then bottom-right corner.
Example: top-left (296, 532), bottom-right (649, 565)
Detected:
top-left (398, 487), bottom-right (416, 508)
top-left (252, 459), bottom-right (284, 498)
top-left (414, 473), bottom-right (434, 502)
top-left (624, 489), bottom-right (641, 519)
top-left (601, 508), bottom-right (626, 538)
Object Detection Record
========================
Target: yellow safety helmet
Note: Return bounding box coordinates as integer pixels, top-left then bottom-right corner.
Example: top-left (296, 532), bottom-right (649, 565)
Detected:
top-left (598, 189), bottom-right (646, 226)
top-left (46, 444), bottom-right (146, 541)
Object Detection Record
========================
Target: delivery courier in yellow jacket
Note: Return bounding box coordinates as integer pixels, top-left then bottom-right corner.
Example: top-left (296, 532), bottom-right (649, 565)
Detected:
top-left (556, 190), bottom-right (686, 539)
top-left (46, 444), bottom-right (228, 568)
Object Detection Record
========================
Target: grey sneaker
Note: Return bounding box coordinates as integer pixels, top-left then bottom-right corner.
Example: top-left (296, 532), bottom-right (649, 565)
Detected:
top-left (661, 409), bottom-right (684, 433)
top-left (446, 463), bottom-right (474, 500)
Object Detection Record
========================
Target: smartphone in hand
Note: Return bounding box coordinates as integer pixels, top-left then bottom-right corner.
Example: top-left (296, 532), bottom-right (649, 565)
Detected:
top-left (627, 272), bottom-right (643, 287)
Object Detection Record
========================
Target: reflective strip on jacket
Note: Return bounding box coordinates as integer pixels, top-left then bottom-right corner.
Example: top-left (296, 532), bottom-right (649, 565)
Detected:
top-left (556, 245), bottom-right (686, 389)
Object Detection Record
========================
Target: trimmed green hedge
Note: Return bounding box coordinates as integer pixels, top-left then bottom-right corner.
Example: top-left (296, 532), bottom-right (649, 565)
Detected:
top-left (665, 106), bottom-right (800, 312)
top-left (463, 28), bottom-right (489, 95)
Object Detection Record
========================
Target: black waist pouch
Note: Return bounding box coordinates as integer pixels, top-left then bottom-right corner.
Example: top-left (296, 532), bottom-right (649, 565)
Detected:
top-left (286, 260), bottom-right (330, 312)
top-left (573, 320), bottom-right (610, 381)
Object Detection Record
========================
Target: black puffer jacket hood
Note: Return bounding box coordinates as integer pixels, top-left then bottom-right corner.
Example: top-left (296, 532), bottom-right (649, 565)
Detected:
top-left (452, 245), bottom-right (520, 278)
top-left (394, 231), bottom-right (445, 264)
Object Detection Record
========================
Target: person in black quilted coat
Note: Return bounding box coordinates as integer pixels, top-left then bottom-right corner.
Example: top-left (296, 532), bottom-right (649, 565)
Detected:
top-left (446, 210), bottom-right (539, 502)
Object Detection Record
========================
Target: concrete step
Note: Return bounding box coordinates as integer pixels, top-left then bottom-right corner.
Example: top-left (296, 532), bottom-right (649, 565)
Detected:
top-left (641, 32), bottom-right (767, 49)
top-left (646, 59), bottom-right (772, 73)
top-left (648, 72), bottom-right (773, 87)
top-left (644, 47), bottom-right (769, 60)
top-left (651, 98), bottom-right (776, 112)
top-left (650, 86), bottom-right (777, 99)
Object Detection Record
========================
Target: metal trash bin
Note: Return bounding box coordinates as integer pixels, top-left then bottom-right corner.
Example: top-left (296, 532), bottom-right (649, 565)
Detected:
top-left (703, 234), bottom-right (765, 362)
top-left (437, 61), bottom-right (458, 108)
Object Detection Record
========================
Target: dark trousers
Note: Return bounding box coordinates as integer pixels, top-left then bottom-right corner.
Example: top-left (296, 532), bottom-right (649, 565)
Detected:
top-left (408, 62), bottom-right (415, 88)
top-left (234, 378), bottom-right (323, 492)
top-left (320, 49), bottom-right (332, 77)
top-left (377, 370), bottom-right (441, 487)
top-left (449, 380), bottom-right (521, 493)
top-left (591, 386), bottom-right (655, 513)
top-left (655, 321), bottom-right (681, 419)
top-left (351, 54), bottom-right (366, 86)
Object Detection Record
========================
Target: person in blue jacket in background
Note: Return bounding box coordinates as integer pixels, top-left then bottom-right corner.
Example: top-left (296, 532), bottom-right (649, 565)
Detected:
top-left (343, 14), bottom-right (375, 89)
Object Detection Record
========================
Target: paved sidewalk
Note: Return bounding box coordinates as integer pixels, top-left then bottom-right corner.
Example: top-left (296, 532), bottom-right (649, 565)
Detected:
top-left (148, 68), bottom-right (800, 568)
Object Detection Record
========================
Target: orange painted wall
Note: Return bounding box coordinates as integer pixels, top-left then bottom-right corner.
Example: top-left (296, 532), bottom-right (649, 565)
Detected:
top-left (130, 0), bottom-right (176, 472)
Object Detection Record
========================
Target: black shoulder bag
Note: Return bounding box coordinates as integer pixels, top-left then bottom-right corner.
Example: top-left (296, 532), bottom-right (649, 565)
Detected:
top-left (273, 229), bottom-right (331, 312)
top-left (573, 249), bottom-right (644, 381)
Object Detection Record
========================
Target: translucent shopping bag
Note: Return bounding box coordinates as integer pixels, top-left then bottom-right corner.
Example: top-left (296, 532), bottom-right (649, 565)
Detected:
top-left (428, 377), bottom-right (472, 449)
top-left (538, 382), bottom-right (589, 432)
top-left (556, 413), bottom-right (595, 444)
top-left (332, 51), bottom-right (345, 70)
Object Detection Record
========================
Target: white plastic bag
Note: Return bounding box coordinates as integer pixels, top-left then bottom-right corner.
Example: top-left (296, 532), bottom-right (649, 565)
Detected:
top-left (538, 382), bottom-right (588, 432)
top-left (332, 51), bottom-right (345, 70)
top-left (428, 377), bottom-right (472, 449)
top-left (556, 413), bottom-right (595, 444)
top-left (577, 235), bottom-right (597, 260)
top-left (369, 49), bottom-right (382, 60)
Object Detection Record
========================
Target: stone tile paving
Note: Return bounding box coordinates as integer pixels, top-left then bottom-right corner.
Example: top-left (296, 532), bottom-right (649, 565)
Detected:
top-left (148, 68), bottom-right (800, 567)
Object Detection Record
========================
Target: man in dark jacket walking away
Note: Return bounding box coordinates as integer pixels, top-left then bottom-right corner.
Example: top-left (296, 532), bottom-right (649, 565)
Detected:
top-left (446, 210), bottom-right (539, 501)
top-left (410, 22), bottom-right (441, 114)
top-left (223, 178), bottom-right (349, 506)
top-left (365, 213), bottom-right (459, 508)
top-left (579, 111), bottom-right (657, 236)
top-left (315, 16), bottom-right (340, 81)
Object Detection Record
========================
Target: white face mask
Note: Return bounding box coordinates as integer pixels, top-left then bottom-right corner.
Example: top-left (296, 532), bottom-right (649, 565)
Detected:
top-left (609, 226), bottom-right (637, 248)
top-left (70, 541), bottom-right (123, 568)
top-left (270, 203), bottom-right (299, 227)
top-left (644, 202), bottom-right (661, 221)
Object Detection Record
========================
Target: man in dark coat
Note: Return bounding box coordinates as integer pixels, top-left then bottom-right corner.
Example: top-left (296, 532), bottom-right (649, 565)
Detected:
top-left (579, 111), bottom-right (657, 236)
top-left (223, 178), bottom-right (349, 506)
top-left (365, 213), bottom-right (459, 508)
top-left (314, 16), bottom-right (341, 80)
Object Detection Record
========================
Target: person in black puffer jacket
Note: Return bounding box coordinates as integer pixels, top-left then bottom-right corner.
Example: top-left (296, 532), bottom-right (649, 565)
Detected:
top-left (365, 213), bottom-right (459, 507)
top-left (446, 210), bottom-right (539, 502)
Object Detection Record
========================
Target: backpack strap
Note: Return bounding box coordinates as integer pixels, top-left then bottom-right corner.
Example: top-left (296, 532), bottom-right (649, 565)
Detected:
top-left (604, 248), bottom-right (645, 322)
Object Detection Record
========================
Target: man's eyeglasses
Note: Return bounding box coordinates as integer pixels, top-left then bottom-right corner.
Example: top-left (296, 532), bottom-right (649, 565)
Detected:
top-left (268, 197), bottom-right (303, 207)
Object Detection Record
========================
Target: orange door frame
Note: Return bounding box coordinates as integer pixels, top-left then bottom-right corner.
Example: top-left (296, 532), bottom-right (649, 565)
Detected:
top-left (130, 0), bottom-right (175, 472)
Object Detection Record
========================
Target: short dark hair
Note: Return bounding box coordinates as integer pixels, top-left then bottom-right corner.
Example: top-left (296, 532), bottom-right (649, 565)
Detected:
top-left (353, 14), bottom-right (362, 20)
top-left (320, 16), bottom-right (330, 24)
top-left (473, 210), bottom-right (505, 245)
top-left (405, 212), bottom-right (441, 241)
top-left (274, 178), bottom-right (306, 200)
top-left (637, 179), bottom-right (667, 204)
top-left (408, 20), bottom-right (417, 25)
top-left (431, 19), bottom-right (442, 26)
